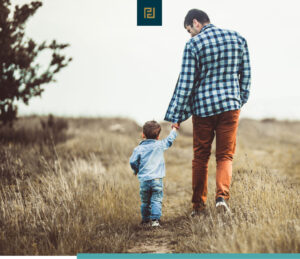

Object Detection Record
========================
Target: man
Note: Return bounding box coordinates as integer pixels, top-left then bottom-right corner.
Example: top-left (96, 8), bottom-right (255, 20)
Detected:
top-left (164, 9), bottom-right (251, 215)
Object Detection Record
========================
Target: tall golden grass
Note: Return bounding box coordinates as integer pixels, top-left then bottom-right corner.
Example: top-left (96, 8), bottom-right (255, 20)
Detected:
top-left (0, 116), bottom-right (299, 254)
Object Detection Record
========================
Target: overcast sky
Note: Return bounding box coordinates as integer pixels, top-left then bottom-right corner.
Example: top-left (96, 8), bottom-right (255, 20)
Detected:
top-left (14, 0), bottom-right (300, 124)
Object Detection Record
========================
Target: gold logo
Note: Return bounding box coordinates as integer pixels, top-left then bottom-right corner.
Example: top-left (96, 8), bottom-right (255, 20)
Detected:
top-left (144, 7), bottom-right (155, 19)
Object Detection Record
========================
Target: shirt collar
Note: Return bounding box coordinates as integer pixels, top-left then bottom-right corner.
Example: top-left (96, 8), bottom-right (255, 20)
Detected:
top-left (200, 23), bottom-right (215, 33)
top-left (139, 139), bottom-right (156, 145)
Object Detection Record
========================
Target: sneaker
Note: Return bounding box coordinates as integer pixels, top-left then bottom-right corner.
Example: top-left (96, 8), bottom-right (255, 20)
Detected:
top-left (216, 197), bottom-right (230, 213)
top-left (190, 209), bottom-right (202, 217)
top-left (140, 220), bottom-right (150, 226)
top-left (151, 219), bottom-right (160, 227)
top-left (190, 204), bottom-right (206, 217)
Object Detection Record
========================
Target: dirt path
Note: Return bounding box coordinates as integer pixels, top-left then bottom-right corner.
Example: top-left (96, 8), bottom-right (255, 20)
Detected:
top-left (127, 227), bottom-right (174, 253)
top-left (126, 215), bottom-right (188, 254)
top-left (126, 193), bottom-right (189, 253)
top-left (126, 145), bottom-right (192, 253)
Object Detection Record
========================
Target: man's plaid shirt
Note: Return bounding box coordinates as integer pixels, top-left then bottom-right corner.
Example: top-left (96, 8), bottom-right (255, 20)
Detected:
top-left (164, 24), bottom-right (251, 123)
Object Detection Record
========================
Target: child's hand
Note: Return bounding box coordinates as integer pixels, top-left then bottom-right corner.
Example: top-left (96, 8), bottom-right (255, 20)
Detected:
top-left (171, 123), bottom-right (180, 130)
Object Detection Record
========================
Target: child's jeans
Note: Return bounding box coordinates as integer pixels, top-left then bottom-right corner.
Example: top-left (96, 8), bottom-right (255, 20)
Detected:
top-left (139, 178), bottom-right (163, 221)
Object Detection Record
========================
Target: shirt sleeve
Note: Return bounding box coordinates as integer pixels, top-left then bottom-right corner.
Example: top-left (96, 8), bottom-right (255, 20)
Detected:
top-left (160, 129), bottom-right (178, 150)
top-left (129, 148), bottom-right (140, 175)
top-left (239, 37), bottom-right (251, 106)
top-left (164, 41), bottom-right (196, 123)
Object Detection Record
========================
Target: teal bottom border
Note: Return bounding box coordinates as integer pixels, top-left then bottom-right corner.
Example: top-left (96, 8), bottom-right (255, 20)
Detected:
top-left (78, 254), bottom-right (300, 259)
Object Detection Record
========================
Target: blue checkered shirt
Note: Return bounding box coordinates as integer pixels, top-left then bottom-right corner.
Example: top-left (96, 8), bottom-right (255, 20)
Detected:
top-left (164, 24), bottom-right (251, 123)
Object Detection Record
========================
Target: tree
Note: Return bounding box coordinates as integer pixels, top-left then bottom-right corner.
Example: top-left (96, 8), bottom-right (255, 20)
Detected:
top-left (0, 0), bottom-right (72, 125)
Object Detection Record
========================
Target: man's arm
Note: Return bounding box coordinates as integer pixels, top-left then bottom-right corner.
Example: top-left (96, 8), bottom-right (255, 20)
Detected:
top-left (160, 128), bottom-right (178, 150)
top-left (129, 149), bottom-right (140, 175)
top-left (239, 37), bottom-right (251, 106)
top-left (164, 41), bottom-right (196, 123)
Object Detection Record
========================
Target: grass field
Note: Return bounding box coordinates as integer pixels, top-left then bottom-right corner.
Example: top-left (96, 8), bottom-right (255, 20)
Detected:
top-left (0, 115), bottom-right (299, 254)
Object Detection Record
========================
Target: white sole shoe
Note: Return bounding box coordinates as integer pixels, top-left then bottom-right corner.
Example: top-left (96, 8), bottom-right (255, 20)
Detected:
top-left (151, 220), bottom-right (160, 227)
top-left (216, 197), bottom-right (231, 213)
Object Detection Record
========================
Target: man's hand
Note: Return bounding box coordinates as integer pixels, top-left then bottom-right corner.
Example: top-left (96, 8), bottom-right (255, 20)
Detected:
top-left (171, 123), bottom-right (180, 130)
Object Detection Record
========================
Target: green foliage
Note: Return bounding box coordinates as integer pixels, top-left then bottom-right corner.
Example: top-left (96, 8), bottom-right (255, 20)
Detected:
top-left (0, 0), bottom-right (72, 125)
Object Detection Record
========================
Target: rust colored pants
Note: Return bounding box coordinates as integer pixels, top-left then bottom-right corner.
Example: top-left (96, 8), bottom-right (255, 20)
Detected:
top-left (192, 109), bottom-right (240, 209)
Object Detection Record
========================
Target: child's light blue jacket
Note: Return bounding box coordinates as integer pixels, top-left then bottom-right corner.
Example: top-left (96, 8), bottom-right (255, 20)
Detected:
top-left (129, 130), bottom-right (177, 182)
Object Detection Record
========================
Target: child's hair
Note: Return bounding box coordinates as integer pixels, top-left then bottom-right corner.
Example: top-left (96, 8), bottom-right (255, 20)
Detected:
top-left (143, 120), bottom-right (161, 139)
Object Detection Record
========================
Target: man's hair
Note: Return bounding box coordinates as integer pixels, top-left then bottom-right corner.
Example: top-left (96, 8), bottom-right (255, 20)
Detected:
top-left (143, 120), bottom-right (161, 139)
top-left (184, 9), bottom-right (210, 28)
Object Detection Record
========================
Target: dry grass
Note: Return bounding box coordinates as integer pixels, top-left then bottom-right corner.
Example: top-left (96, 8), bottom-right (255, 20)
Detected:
top-left (168, 118), bottom-right (300, 253)
top-left (0, 116), bottom-right (140, 254)
top-left (0, 116), bottom-right (299, 254)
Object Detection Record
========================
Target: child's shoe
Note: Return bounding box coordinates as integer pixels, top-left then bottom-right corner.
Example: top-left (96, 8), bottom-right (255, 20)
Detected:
top-left (151, 219), bottom-right (160, 227)
top-left (140, 220), bottom-right (150, 226)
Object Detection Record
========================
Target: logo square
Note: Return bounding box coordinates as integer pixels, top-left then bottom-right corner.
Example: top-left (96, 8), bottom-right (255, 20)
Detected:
top-left (137, 0), bottom-right (162, 26)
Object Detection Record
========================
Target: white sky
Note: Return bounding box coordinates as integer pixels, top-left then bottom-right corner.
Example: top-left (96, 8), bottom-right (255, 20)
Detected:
top-left (14, 0), bottom-right (300, 124)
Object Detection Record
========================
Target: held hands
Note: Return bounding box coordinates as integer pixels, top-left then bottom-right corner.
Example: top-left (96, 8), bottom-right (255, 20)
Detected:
top-left (171, 123), bottom-right (180, 130)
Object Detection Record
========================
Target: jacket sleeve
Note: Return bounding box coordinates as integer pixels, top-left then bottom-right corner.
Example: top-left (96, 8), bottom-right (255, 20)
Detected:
top-left (164, 41), bottom-right (196, 123)
top-left (129, 148), bottom-right (140, 175)
top-left (239, 37), bottom-right (251, 106)
top-left (160, 130), bottom-right (178, 151)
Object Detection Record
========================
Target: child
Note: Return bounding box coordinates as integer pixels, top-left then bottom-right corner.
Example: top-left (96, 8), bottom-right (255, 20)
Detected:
top-left (129, 120), bottom-right (178, 227)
